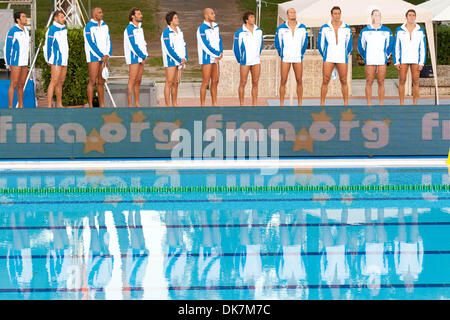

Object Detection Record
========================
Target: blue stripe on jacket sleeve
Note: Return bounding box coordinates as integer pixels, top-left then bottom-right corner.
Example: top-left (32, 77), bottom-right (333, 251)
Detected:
top-left (85, 23), bottom-right (104, 59)
top-left (127, 25), bottom-right (147, 60)
top-left (4, 28), bottom-right (15, 66)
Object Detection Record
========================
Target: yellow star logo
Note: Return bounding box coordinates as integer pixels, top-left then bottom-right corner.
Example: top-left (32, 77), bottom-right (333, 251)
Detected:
top-left (102, 112), bottom-right (123, 124)
top-left (341, 109), bottom-right (355, 121)
top-left (104, 195), bottom-right (122, 207)
top-left (84, 170), bottom-right (104, 187)
top-left (313, 192), bottom-right (330, 205)
top-left (84, 129), bottom-right (106, 154)
top-left (341, 192), bottom-right (354, 205)
top-left (294, 168), bottom-right (313, 185)
top-left (311, 110), bottom-right (332, 122)
top-left (132, 194), bottom-right (146, 207)
top-left (293, 127), bottom-right (314, 152)
top-left (132, 111), bottom-right (147, 123)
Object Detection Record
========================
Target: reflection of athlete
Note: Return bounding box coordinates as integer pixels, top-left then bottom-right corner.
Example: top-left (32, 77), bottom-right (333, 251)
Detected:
top-left (235, 210), bottom-right (262, 287)
top-left (198, 210), bottom-right (221, 288)
top-left (394, 208), bottom-right (423, 294)
top-left (317, 6), bottom-right (352, 106)
top-left (164, 210), bottom-right (188, 295)
top-left (86, 212), bottom-right (113, 299)
top-left (319, 208), bottom-right (349, 300)
top-left (277, 210), bottom-right (307, 285)
top-left (360, 208), bottom-right (388, 297)
top-left (7, 212), bottom-right (33, 299)
top-left (125, 211), bottom-right (148, 299)
top-left (275, 8), bottom-right (308, 106)
top-left (46, 212), bottom-right (73, 291)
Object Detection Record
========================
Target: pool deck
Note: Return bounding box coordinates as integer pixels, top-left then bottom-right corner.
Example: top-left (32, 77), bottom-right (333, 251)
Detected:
top-left (0, 158), bottom-right (447, 172)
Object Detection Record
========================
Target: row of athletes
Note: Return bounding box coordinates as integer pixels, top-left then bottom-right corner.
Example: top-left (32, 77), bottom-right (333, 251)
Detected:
top-left (3, 6), bottom-right (426, 109)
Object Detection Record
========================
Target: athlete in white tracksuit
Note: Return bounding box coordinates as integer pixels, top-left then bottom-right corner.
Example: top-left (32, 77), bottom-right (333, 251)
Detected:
top-left (197, 8), bottom-right (223, 107)
top-left (233, 12), bottom-right (263, 106)
top-left (161, 11), bottom-right (188, 106)
top-left (317, 7), bottom-right (352, 106)
top-left (4, 12), bottom-right (30, 109)
top-left (84, 8), bottom-right (112, 108)
top-left (393, 9), bottom-right (427, 105)
top-left (357, 10), bottom-right (394, 106)
top-left (44, 11), bottom-right (69, 108)
top-left (123, 8), bottom-right (148, 107)
top-left (274, 8), bottom-right (309, 106)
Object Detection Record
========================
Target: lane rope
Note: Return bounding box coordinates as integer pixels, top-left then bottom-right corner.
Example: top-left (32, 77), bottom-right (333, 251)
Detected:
top-left (0, 184), bottom-right (449, 194)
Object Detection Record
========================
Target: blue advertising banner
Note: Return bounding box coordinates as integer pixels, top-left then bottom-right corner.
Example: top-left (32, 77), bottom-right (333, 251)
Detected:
top-left (0, 106), bottom-right (449, 158)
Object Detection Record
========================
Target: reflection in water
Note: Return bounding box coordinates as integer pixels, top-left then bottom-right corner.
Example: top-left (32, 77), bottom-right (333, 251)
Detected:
top-left (360, 208), bottom-right (388, 297)
top-left (164, 210), bottom-right (188, 299)
top-left (46, 211), bottom-right (74, 291)
top-left (236, 210), bottom-right (263, 285)
top-left (276, 210), bottom-right (308, 299)
top-left (319, 207), bottom-right (350, 300)
top-left (0, 201), bottom-right (439, 299)
top-left (395, 208), bottom-right (423, 294)
top-left (86, 212), bottom-right (113, 300)
top-left (125, 210), bottom-right (148, 299)
top-left (7, 212), bottom-right (33, 299)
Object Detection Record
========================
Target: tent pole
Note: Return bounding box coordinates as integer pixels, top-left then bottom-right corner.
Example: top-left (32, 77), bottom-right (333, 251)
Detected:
top-left (425, 20), bottom-right (440, 105)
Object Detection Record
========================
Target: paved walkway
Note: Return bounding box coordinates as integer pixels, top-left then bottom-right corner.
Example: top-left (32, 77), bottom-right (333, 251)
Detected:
top-left (151, 0), bottom-right (245, 57)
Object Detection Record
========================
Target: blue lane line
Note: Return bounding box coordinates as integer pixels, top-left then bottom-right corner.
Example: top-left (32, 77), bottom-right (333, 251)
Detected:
top-left (0, 283), bottom-right (449, 293)
top-left (0, 250), bottom-right (449, 259)
top-left (1, 221), bottom-right (450, 230)
top-left (2, 197), bottom-right (450, 205)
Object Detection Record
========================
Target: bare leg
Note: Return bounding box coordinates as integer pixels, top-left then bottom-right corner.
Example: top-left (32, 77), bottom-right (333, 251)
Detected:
top-left (55, 66), bottom-right (67, 108)
top-left (171, 69), bottom-right (181, 107)
top-left (238, 65), bottom-right (250, 106)
top-left (410, 64), bottom-right (421, 105)
top-left (365, 65), bottom-right (376, 106)
top-left (87, 62), bottom-right (100, 107)
top-left (16, 66), bottom-right (28, 109)
top-left (279, 62), bottom-right (291, 106)
top-left (134, 63), bottom-right (145, 107)
top-left (398, 64), bottom-right (409, 106)
top-left (8, 66), bottom-right (21, 108)
top-left (210, 62), bottom-right (220, 106)
top-left (164, 66), bottom-right (178, 106)
top-left (47, 65), bottom-right (62, 108)
top-left (250, 64), bottom-right (261, 106)
top-left (376, 65), bottom-right (387, 106)
top-left (200, 64), bottom-right (212, 107)
top-left (97, 63), bottom-right (106, 107)
top-left (336, 63), bottom-right (349, 106)
top-left (320, 62), bottom-right (335, 106)
top-left (128, 64), bottom-right (138, 107)
top-left (292, 62), bottom-right (303, 106)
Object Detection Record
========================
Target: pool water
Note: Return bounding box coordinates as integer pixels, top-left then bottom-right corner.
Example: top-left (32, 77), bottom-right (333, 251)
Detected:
top-left (0, 167), bottom-right (449, 300)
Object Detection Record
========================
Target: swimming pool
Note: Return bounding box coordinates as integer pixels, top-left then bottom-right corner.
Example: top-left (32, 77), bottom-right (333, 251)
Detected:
top-left (0, 166), bottom-right (449, 300)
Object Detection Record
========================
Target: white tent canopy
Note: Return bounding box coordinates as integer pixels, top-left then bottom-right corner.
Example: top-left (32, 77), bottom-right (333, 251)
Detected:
top-left (417, 0), bottom-right (450, 22)
top-left (277, 0), bottom-right (440, 104)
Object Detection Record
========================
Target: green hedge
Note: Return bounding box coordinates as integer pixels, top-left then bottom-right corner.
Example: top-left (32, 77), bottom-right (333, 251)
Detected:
top-left (36, 28), bottom-right (89, 106)
top-left (436, 26), bottom-right (450, 65)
